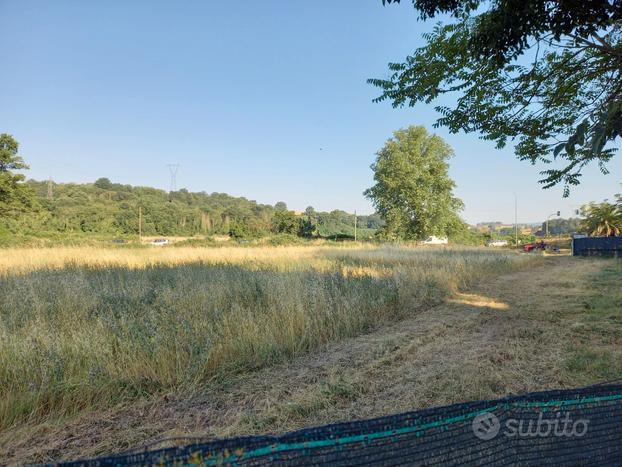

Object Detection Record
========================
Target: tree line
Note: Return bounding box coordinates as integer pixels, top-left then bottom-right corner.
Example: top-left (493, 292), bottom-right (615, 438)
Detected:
top-left (12, 178), bottom-right (382, 239)
top-left (2, 129), bottom-right (619, 244)
top-left (0, 135), bottom-right (382, 240)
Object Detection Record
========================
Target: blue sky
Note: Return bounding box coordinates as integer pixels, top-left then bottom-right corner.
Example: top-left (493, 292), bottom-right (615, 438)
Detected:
top-left (1, 0), bottom-right (620, 224)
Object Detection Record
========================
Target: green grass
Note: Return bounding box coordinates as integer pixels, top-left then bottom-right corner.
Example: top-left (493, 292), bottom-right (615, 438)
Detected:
top-left (0, 245), bottom-right (536, 431)
top-left (565, 261), bottom-right (622, 383)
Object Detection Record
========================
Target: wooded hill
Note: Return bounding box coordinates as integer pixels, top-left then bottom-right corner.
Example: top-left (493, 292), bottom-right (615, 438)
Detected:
top-left (5, 178), bottom-right (381, 239)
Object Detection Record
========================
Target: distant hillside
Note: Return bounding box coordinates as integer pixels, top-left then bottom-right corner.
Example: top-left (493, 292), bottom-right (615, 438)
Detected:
top-left (474, 219), bottom-right (582, 236)
top-left (5, 178), bottom-right (381, 239)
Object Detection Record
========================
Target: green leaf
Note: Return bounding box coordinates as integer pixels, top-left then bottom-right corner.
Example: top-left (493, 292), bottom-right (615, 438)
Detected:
top-left (553, 143), bottom-right (565, 158)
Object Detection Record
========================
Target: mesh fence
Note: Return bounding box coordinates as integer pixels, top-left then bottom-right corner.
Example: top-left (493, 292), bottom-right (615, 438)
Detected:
top-left (53, 383), bottom-right (622, 466)
top-left (572, 236), bottom-right (622, 256)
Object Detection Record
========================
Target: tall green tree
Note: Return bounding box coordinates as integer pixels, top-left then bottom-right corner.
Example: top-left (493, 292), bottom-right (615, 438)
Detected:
top-left (274, 201), bottom-right (288, 211)
top-left (271, 209), bottom-right (301, 235)
top-left (373, 1), bottom-right (622, 194)
top-left (0, 134), bottom-right (36, 217)
top-left (364, 126), bottom-right (464, 240)
top-left (300, 207), bottom-right (319, 237)
top-left (94, 177), bottom-right (113, 190)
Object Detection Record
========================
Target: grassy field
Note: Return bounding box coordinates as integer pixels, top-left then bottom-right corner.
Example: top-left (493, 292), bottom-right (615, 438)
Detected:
top-left (0, 244), bottom-right (537, 433)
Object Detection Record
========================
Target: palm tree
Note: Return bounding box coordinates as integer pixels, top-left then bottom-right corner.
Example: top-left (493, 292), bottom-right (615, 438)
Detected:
top-left (581, 201), bottom-right (622, 236)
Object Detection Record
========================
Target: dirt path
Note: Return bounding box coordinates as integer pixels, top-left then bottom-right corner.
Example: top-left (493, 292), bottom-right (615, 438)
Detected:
top-left (2, 257), bottom-right (609, 464)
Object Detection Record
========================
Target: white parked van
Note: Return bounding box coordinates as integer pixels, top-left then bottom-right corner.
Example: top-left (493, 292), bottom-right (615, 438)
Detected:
top-left (423, 236), bottom-right (448, 245)
top-left (487, 239), bottom-right (508, 247)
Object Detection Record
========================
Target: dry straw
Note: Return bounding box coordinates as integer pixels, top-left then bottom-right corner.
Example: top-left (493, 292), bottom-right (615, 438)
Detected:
top-left (0, 244), bottom-right (537, 430)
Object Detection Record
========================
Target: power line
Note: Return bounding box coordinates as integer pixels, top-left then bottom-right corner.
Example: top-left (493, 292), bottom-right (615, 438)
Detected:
top-left (166, 164), bottom-right (180, 193)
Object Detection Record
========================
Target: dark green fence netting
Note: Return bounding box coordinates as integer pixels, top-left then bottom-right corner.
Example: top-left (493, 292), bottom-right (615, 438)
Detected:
top-left (572, 236), bottom-right (622, 257)
top-left (52, 383), bottom-right (622, 466)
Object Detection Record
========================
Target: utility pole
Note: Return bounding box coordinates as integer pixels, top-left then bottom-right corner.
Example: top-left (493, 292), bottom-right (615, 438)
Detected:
top-left (47, 177), bottom-right (54, 200)
top-left (138, 206), bottom-right (142, 241)
top-left (514, 193), bottom-right (518, 246)
top-left (354, 210), bottom-right (357, 242)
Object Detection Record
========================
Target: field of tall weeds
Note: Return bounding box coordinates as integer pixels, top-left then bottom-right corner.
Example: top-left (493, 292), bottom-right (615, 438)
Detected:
top-left (0, 244), bottom-right (538, 430)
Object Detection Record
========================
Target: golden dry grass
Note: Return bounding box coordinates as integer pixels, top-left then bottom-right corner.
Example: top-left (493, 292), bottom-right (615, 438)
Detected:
top-left (3, 256), bottom-right (620, 465)
top-left (0, 245), bottom-right (333, 274)
top-left (0, 244), bottom-right (539, 448)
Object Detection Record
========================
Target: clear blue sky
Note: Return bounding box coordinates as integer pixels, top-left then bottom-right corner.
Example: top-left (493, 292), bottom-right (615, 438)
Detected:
top-left (1, 0), bottom-right (620, 224)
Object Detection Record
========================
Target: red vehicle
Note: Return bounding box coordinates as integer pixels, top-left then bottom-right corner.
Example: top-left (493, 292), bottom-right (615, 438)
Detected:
top-left (523, 241), bottom-right (547, 252)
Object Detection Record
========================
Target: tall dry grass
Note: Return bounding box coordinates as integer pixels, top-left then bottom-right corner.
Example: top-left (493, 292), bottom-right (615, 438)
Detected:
top-left (0, 244), bottom-right (538, 430)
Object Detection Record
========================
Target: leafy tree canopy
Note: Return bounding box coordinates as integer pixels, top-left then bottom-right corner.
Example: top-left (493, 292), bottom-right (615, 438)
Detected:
top-left (364, 125), bottom-right (464, 240)
top-left (274, 201), bottom-right (288, 211)
top-left (0, 137), bottom-right (381, 241)
top-left (271, 209), bottom-right (301, 235)
top-left (373, 0), bottom-right (622, 194)
top-left (3, 177), bottom-right (380, 241)
top-left (94, 177), bottom-right (113, 190)
top-left (581, 192), bottom-right (622, 236)
top-left (0, 134), bottom-right (37, 217)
